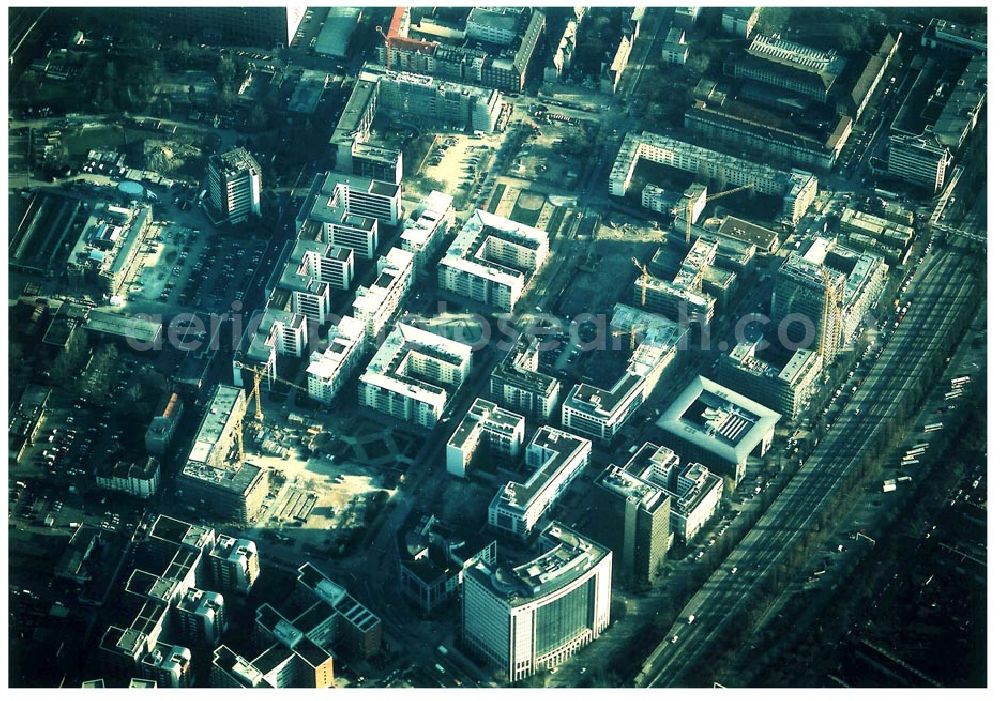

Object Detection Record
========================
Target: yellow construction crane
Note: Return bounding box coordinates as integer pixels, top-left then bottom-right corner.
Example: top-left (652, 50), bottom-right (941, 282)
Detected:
top-left (632, 256), bottom-right (650, 308)
top-left (231, 360), bottom-right (312, 463)
top-left (673, 184), bottom-right (755, 245)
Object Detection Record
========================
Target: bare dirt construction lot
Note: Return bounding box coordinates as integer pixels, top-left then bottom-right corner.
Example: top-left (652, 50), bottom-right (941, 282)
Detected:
top-left (556, 229), bottom-right (659, 318)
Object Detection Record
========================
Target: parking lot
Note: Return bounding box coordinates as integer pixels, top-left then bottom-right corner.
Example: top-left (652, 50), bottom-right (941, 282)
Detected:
top-left (421, 130), bottom-right (502, 204)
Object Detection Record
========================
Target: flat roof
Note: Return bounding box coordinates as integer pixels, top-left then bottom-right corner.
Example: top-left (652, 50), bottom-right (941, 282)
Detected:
top-left (494, 426), bottom-right (590, 511)
top-left (468, 523), bottom-right (608, 603)
top-left (84, 309), bottom-right (162, 345)
top-left (657, 375), bottom-right (780, 463)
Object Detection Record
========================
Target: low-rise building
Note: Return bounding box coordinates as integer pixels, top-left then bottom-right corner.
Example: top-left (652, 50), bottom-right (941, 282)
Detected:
top-left (376, 69), bottom-right (506, 133)
top-left (462, 523), bottom-right (612, 682)
top-left (921, 18), bottom-right (987, 56)
top-left (438, 209), bottom-right (549, 312)
top-left (656, 375), bottom-right (780, 486)
top-left (358, 323), bottom-right (474, 429)
top-left (446, 398), bottom-right (525, 478)
top-left (488, 427), bottom-right (592, 538)
top-left (295, 563), bottom-right (383, 659)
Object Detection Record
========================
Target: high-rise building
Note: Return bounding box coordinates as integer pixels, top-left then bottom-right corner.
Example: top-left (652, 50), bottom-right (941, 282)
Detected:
top-left (717, 342), bottom-right (823, 420)
top-left (462, 523), bottom-right (612, 682)
top-left (211, 646), bottom-right (273, 688)
top-left (376, 69), bottom-right (506, 133)
top-left (352, 247), bottom-right (414, 342)
top-left (594, 461), bottom-right (673, 588)
top-left (887, 132), bottom-right (953, 193)
top-left (174, 588), bottom-right (226, 647)
top-left (771, 253), bottom-right (846, 365)
top-left (118, 7), bottom-right (306, 48)
top-left (306, 316), bottom-right (366, 406)
top-left (206, 148), bottom-right (262, 224)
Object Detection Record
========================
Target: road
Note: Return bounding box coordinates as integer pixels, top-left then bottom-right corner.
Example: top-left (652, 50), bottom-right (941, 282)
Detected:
top-left (638, 221), bottom-right (982, 686)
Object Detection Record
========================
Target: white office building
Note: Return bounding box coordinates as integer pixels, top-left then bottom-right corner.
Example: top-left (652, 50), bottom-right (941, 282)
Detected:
top-left (462, 523), bottom-right (612, 682)
top-left (488, 427), bottom-right (592, 538)
top-left (438, 209), bottom-right (549, 312)
top-left (446, 398), bottom-right (525, 478)
top-left (358, 323), bottom-right (474, 430)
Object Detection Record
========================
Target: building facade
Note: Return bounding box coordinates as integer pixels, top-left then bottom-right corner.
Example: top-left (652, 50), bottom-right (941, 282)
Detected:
top-left (206, 148), bottom-right (262, 224)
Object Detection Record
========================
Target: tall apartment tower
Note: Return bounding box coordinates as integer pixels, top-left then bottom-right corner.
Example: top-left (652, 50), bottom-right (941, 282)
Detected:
top-left (770, 255), bottom-right (845, 366)
top-left (207, 148), bottom-right (263, 224)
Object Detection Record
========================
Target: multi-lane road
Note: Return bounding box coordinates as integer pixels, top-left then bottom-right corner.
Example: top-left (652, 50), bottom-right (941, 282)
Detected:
top-left (638, 220), bottom-right (982, 687)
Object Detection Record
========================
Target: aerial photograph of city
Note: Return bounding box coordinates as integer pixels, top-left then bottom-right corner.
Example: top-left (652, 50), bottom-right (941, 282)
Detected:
top-left (6, 2), bottom-right (989, 691)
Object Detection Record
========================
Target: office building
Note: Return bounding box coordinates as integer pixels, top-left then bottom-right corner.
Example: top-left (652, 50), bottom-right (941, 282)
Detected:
top-left (933, 55), bottom-right (986, 152)
top-left (175, 588), bottom-right (226, 647)
top-left (95, 457), bottom-right (161, 499)
top-left (358, 323), bottom-right (474, 430)
top-left (661, 26), bottom-right (688, 65)
top-left (466, 7), bottom-right (525, 46)
top-left (716, 216), bottom-right (780, 254)
top-left (840, 208), bottom-right (914, 253)
top-left (399, 190), bottom-right (455, 274)
top-left (438, 209), bottom-right (549, 312)
top-left (594, 460), bottom-right (673, 588)
top-left (771, 253), bottom-right (846, 365)
top-left (398, 513), bottom-right (497, 613)
top-left (674, 7), bottom-right (701, 29)
top-left (447, 398), bottom-right (525, 478)
top-left (66, 202), bottom-right (152, 298)
top-left (306, 316), bottom-right (366, 405)
top-left (297, 172), bottom-right (402, 257)
top-left (179, 460), bottom-right (269, 525)
top-left (921, 18), bottom-right (987, 56)
top-left (145, 393), bottom-right (182, 457)
top-left (329, 76), bottom-right (379, 174)
top-left (206, 148), bottom-right (262, 224)
top-left (178, 386), bottom-right (269, 524)
top-left (887, 132), bottom-right (953, 193)
top-left (462, 523), bottom-right (612, 682)
top-left (717, 342), bottom-right (823, 420)
top-left (352, 247), bottom-right (414, 342)
top-left (609, 131), bottom-right (817, 225)
top-left (251, 606), bottom-right (336, 688)
top-left (562, 305), bottom-right (685, 442)
top-left (490, 337), bottom-right (561, 422)
top-left (208, 535), bottom-right (260, 594)
top-left (376, 70), bottom-right (506, 133)
top-left (656, 375), bottom-right (780, 485)
top-left (734, 35), bottom-right (846, 102)
top-left (489, 427), bottom-right (592, 538)
top-left (721, 7), bottom-right (760, 38)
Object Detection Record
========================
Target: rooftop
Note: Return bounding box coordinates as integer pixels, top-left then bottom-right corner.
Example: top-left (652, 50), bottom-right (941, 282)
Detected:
top-left (210, 147), bottom-right (262, 178)
top-left (657, 376), bottom-right (781, 463)
top-left (494, 426), bottom-right (591, 512)
top-left (469, 523), bottom-right (608, 603)
top-left (188, 385), bottom-right (243, 464)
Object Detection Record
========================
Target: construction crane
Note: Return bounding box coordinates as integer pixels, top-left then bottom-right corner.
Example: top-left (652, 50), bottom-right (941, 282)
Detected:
top-left (672, 184), bottom-right (755, 245)
top-left (230, 360), bottom-right (310, 462)
top-left (632, 256), bottom-right (650, 308)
